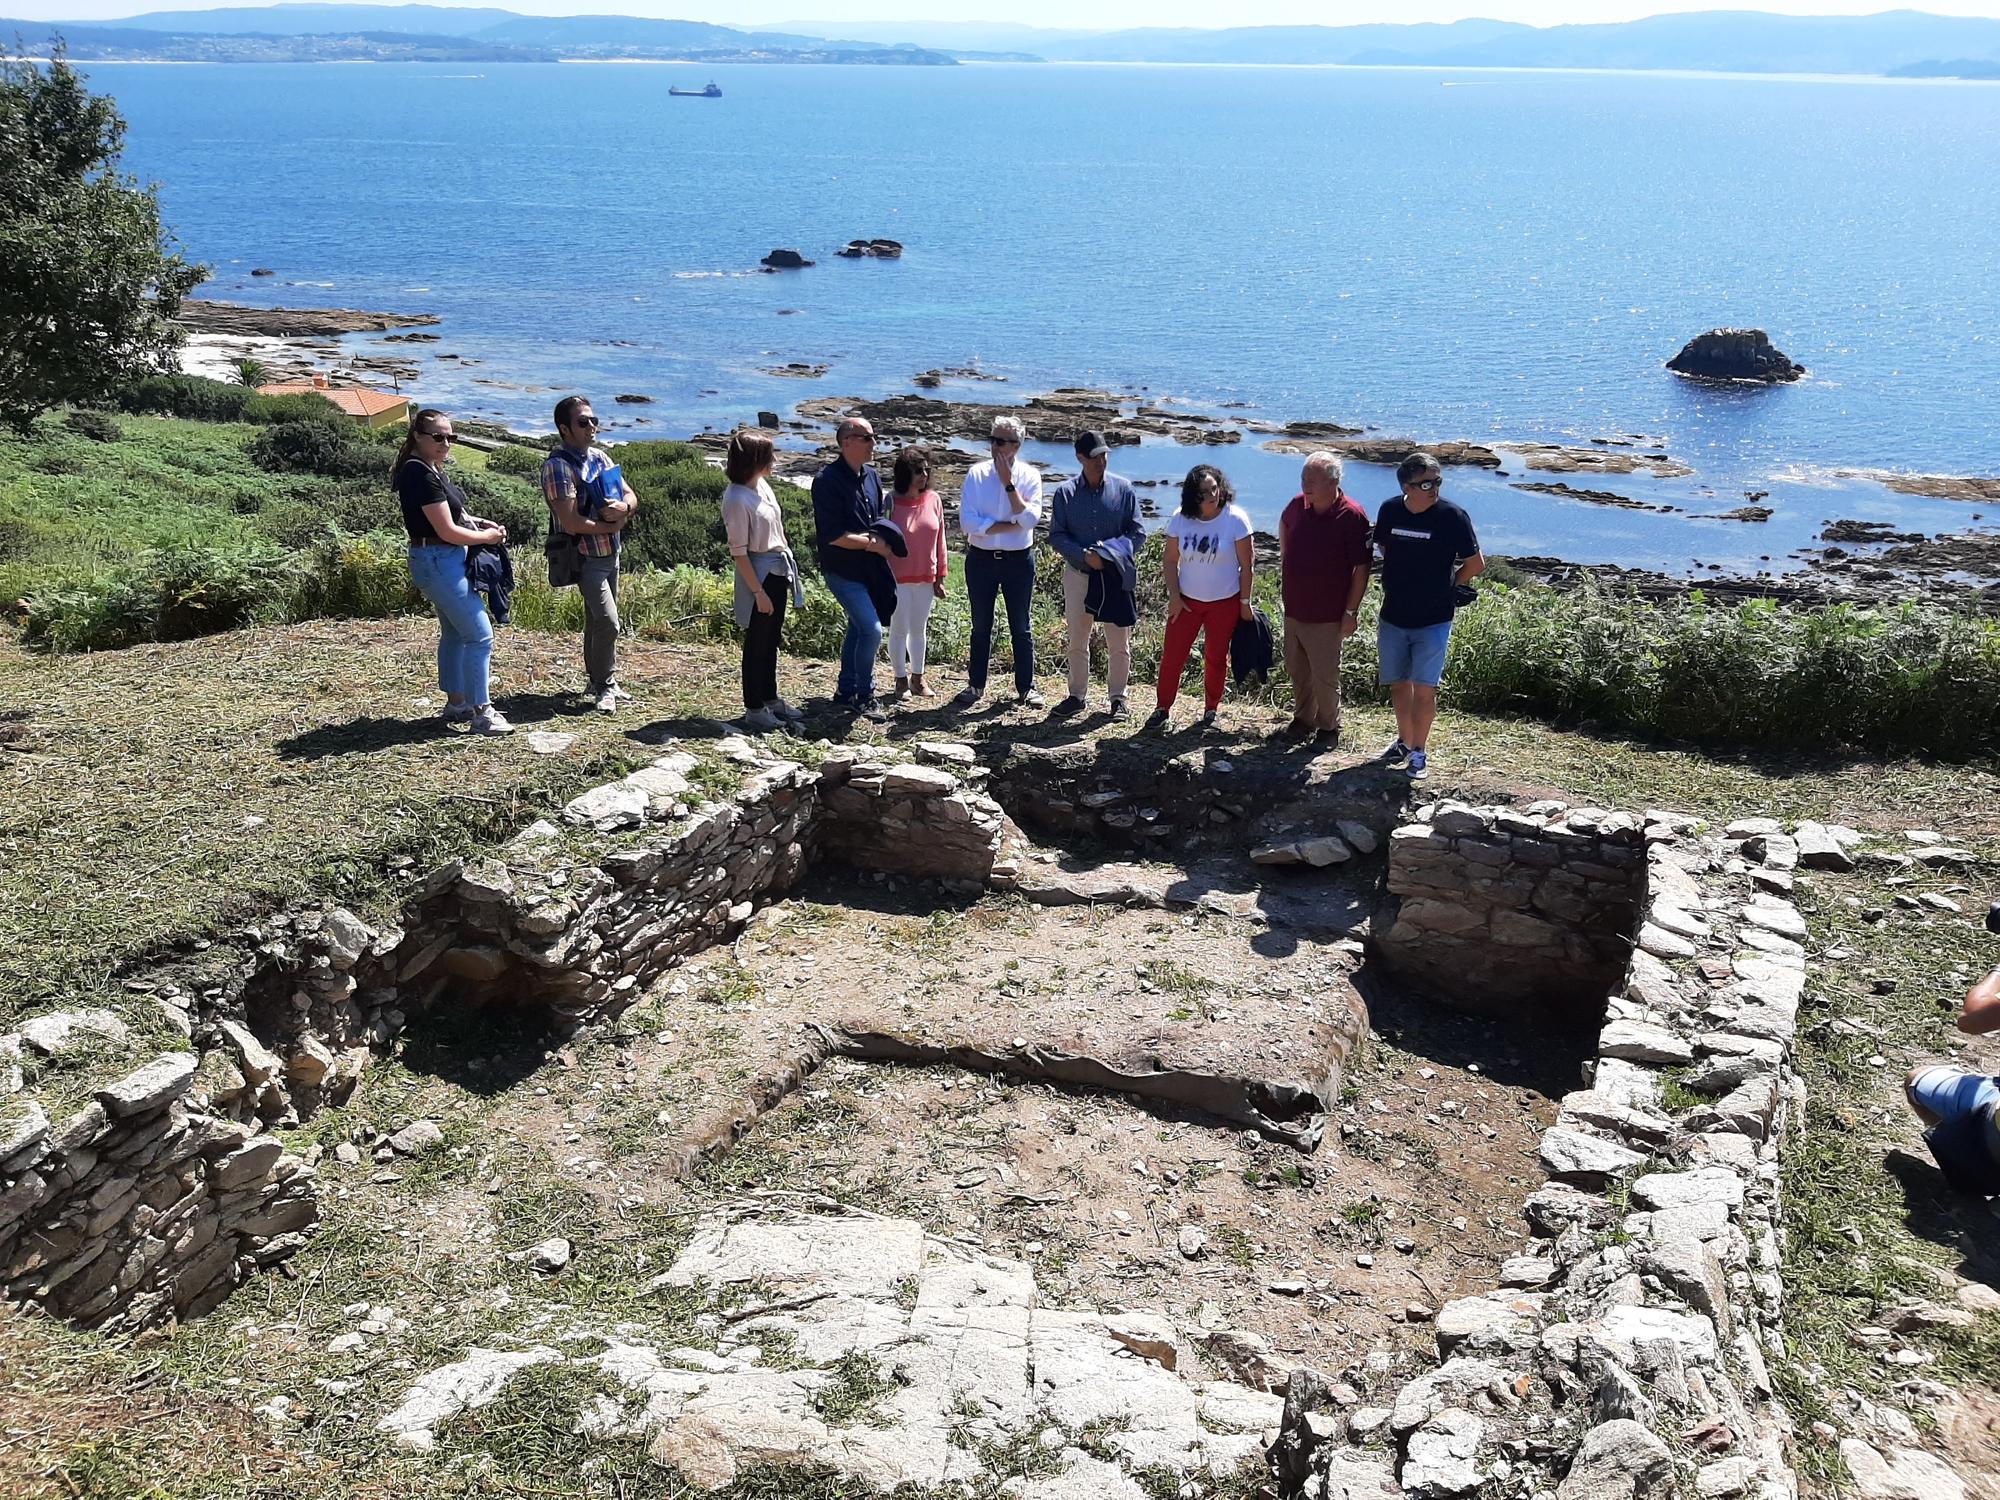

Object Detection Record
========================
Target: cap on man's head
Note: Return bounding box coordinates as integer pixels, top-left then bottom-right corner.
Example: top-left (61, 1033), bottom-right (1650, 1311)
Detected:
top-left (1074, 429), bottom-right (1110, 459)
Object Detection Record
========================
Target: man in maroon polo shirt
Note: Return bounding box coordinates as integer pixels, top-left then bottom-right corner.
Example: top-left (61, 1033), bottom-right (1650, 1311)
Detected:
top-left (1277, 451), bottom-right (1372, 746)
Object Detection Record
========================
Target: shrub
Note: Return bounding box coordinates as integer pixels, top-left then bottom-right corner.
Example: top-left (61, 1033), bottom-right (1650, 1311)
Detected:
top-left (248, 420), bottom-right (381, 481)
top-left (112, 374), bottom-right (250, 422)
top-left (293, 531), bottom-right (419, 620)
top-left (22, 539), bottom-right (301, 650)
top-left (64, 409), bottom-right (120, 443)
top-left (486, 444), bottom-right (546, 478)
top-left (450, 468), bottom-right (546, 543)
top-left (241, 393), bottom-right (350, 427)
top-left (605, 439), bottom-right (818, 577)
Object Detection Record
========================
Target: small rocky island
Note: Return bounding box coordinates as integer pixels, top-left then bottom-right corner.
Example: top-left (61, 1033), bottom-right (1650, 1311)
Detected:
top-left (1666, 327), bottom-right (1805, 383)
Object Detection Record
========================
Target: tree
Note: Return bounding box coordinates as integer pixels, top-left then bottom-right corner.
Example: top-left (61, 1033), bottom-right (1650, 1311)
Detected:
top-left (0, 47), bottom-right (207, 430)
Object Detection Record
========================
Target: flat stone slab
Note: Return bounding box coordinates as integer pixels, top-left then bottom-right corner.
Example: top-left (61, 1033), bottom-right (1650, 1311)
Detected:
top-left (382, 1206), bottom-right (1297, 1493)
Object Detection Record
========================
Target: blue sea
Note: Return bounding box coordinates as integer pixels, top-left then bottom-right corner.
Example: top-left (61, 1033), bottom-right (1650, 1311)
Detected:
top-left (96, 59), bottom-right (2000, 575)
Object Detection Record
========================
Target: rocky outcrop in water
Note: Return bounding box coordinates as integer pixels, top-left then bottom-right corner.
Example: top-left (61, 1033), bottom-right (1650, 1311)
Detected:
top-left (760, 249), bottom-right (814, 270)
top-left (1666, 328), bottom-right (1804, 384)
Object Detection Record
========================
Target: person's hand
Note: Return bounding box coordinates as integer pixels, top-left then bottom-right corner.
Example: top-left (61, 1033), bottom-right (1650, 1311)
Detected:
top-left (486, 524), bottom-right (507, 544)
top-left (995, 455), bottom-right (1014, 487)
top-left (753, 589), bottom-right (774, 616)
top-left (869, 536), bottom-right (893, 556)
top-left (1338, 613), bottom-right (1358, 640)
top-left (1240, 598), bottom-right (1255, 622)
top-left (932, 581), bottom-right (947, 600)
top-left (1167, 595), bottom-right (1185, 622)
top-left (1085, 552), bottom-right (1105, 571)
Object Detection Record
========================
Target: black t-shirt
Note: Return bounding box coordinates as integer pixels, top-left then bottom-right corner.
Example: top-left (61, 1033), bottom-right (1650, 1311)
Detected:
top-left (396, 459), bottom-right (468, 543)
top-left (1374, 496), bottom-right (1480, 629)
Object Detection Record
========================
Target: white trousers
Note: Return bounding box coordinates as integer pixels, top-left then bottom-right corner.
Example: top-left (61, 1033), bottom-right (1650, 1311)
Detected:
top-left (888, 581), bottom-right (937, 676)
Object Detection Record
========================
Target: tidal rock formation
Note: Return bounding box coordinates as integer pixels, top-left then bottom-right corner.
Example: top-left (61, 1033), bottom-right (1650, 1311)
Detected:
top-left (837, 238), bottom-right (904, 258)
top-left (1666, 328), bottom-right (1804, 383)
top-left (760, 248), bottom-right (814, 270)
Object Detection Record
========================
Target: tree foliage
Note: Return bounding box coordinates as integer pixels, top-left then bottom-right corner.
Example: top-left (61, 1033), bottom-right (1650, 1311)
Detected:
top-left (0, 49), bottom-right (207, 429)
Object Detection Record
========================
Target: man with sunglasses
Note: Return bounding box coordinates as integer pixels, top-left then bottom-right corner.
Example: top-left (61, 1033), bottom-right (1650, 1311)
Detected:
top-left (1374, 451), bottom-right (1483, 781)
top-left (811, 415), bottom-right (898, 719)
top-left (542, 395), bottom-right (638, 714)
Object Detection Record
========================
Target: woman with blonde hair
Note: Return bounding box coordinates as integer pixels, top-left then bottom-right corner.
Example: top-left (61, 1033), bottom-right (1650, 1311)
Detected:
top-left (721, 428), bottom-right (806, 731)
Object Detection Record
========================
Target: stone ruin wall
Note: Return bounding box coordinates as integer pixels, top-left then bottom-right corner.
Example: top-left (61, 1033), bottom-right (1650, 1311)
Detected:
top-left (0, 1053), bottom-right (317, 1332)
top-left (5, 763), bottom-right (1825, 1500)
top-left (0, 738), bottom-right (1016, 1333)
top-left (1370, 801), bottom-right (1650, 1029)
top-left (1279, 802), bottom-right (1806, 1500)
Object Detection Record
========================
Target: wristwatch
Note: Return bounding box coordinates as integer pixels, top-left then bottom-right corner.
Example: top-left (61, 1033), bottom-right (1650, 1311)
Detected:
top-left (1342, 609), bottom-right (1359, 619)
top-left (1003, 482), bottom-right (1016, 494)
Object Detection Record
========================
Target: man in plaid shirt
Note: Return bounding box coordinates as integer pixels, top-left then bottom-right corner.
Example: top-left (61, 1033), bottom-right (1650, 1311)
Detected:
top-left (542, 395), bottom-right (638, 713)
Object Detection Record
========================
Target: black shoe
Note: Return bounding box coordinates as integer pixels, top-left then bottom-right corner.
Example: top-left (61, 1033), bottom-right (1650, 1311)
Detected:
top-left (1108, 698), bottom-right (1130, 722)
top-left (1314, 727), bottom-right (1342, 750)
top-left (952, 686), bottom-right (983, 708)
top-left (1200, 709), bottom-right (1219, 731)
top-left (1143, 708), bottom-right (1170, 732)
top-left (1052, 695), bottom-right (1085, 717)
top-left (1274, 718), bottom-right (1312, 742)
top-left (858, 697), bottom-right (890, 723)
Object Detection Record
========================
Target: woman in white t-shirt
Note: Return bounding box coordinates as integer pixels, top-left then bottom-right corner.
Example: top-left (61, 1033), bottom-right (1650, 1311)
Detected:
top-left (1148, 464), bottom-right (1255, 731)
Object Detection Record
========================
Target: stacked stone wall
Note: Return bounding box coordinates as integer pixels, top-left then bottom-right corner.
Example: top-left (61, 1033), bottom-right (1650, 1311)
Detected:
top-left (0, 1052), bottom-right (316, 1331)
top-left (1372, 802), bottom-right (1649, 1028)
top-left (1291, 805), bottom-right (1804, 1500)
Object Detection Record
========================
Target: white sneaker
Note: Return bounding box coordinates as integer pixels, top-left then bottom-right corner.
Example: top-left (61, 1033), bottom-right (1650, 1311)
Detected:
top-left (440, 702), bottom-right (474, 724)
top-left (471, 707), bottom-right (515, 735)
top-left (740, 707), bottom-right (783, 732)
top-left (595, 689), bottom-right (618, 715)
top-left (608, 685), bottom-right (633, 703)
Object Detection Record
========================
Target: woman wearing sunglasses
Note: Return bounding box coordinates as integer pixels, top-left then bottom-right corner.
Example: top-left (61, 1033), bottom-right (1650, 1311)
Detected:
top-left (393, 408), bottom-right (514, 734)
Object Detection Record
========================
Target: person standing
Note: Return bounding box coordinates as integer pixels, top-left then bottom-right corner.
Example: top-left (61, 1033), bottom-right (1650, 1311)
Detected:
top-left (1047, 429), bottom-right (1144, 720)
top-left (1374, 451), bottom-right (1484, 781)
top-left (887, 445), bottom-right (948, 699)
top-left (720, 428), bottom-right (806, 732)
top-left (956, 416), bottom-right (1045, 709)
top-left (1278, 451), bottom-right (1372, 747)
top-left (394, 409), bottom-right (513, 735)
top-left (811, 416), bottom-right (897, 720)
top-left (1147, 465), bottom-right (1254, 733)
top-left (541, 395), bottom-right (639, 714)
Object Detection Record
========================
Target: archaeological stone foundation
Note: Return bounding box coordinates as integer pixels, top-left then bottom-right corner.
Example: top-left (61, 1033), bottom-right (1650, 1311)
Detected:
top-left (1, 734), bottom-right (1821, 1500)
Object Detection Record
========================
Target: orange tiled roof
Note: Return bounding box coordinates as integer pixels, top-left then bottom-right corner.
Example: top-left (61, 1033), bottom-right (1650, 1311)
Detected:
top-left (256, 383), bottom-right (410, 418)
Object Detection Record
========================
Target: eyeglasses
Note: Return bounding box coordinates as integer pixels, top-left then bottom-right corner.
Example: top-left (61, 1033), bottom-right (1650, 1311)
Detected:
top-left (1409, 478), bottom-right (1441, 492)
top-left (990, 438), bottom-right (1020, 448)
top-left (573, 415), bottom-right (600, 429)
top-left (423, 431), bottom-right (456, 444)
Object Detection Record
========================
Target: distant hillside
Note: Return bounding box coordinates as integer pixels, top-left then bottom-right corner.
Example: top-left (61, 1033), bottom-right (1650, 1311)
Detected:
top-left (0, 18), bottom-right (551, 61)
top-left (30, 6), bottom-right (2000, 76)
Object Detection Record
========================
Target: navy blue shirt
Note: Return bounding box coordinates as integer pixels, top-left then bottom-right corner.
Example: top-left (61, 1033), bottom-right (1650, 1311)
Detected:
top-left (811, 458), bottom-right (890, 583)
top-left (1047, 472), bottom-right (1143, 570)
top-left (1375, 497), bottom-right (1479, 630)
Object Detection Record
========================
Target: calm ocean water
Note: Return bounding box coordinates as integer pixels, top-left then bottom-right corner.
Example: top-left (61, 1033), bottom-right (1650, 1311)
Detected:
top-left (96, 60), bottom-right (2000, 573)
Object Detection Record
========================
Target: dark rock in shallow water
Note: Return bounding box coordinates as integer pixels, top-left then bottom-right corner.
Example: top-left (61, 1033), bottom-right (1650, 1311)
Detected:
top-left (761, 248), bottom-right (814, 270)
top-left (250, 267), bottom-right (274, 277)
top-left (1666, 328), bottom-right (1804, 383)
top-left (614, 393), bottom-right (653, 404)
top-left (756, 410), bottom-right (780, 429)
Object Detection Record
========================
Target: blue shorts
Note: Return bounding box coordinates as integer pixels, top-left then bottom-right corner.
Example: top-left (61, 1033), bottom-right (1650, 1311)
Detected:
top-left (1378, 620), bottom-right (1453, 687)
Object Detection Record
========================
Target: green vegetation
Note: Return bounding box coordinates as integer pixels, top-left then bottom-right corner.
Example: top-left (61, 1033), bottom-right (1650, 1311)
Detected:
top-left (0, 53), bottom-right (206, 428)
top-left (6, 400), bottom-right (1996, 756)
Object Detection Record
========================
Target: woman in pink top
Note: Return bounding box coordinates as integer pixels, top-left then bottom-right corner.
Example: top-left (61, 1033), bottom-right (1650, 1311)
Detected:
top-left (887, 445), bottom-right (949, 698)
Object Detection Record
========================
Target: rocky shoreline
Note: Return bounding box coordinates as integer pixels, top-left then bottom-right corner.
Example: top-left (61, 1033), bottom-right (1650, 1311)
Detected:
top-left (169, 299), bottom-right (2000, 611)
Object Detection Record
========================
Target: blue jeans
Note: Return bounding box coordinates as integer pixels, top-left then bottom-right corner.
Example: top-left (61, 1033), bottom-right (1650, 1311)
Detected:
top-left (965, 546), bottom-right (1036, 695)
top-left (408, 544), bottom-right (492, 707)
top-left (823, 570), bottom-right (883, 702)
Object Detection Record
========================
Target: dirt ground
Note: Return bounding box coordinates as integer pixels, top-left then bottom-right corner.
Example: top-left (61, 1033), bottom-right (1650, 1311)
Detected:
top-left (579, 872), bottom-right (1589, 1377)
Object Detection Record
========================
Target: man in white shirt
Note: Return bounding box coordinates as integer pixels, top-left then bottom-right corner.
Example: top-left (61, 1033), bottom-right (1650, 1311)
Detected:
top-left (956, 415), bottom-right (1045, 708)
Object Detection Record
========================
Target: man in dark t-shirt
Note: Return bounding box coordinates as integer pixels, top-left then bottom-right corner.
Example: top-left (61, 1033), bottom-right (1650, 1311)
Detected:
top-left (1373, 451), bottom-right (1484, 781)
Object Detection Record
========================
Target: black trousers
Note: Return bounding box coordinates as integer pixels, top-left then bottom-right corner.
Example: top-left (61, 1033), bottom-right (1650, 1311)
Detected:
top-left (742, 574), bottom-right (789, 711)
top-left (965, 547), bottom-right (1036, 695)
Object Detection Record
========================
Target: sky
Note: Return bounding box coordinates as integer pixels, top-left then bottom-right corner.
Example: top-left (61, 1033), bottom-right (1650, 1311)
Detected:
top-left (14, 1), bottom-right (2000, 26)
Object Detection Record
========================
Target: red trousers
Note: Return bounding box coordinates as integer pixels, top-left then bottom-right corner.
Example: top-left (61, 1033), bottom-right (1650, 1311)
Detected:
top-left (1155, 594), bottom-right (1241, 711)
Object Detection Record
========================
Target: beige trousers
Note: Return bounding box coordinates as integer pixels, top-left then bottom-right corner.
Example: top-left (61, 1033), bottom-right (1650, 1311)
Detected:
top-left (1062, 564), bottom-right (1133, 703)
top-left (1284, 615), bottom-right (1345, 730)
